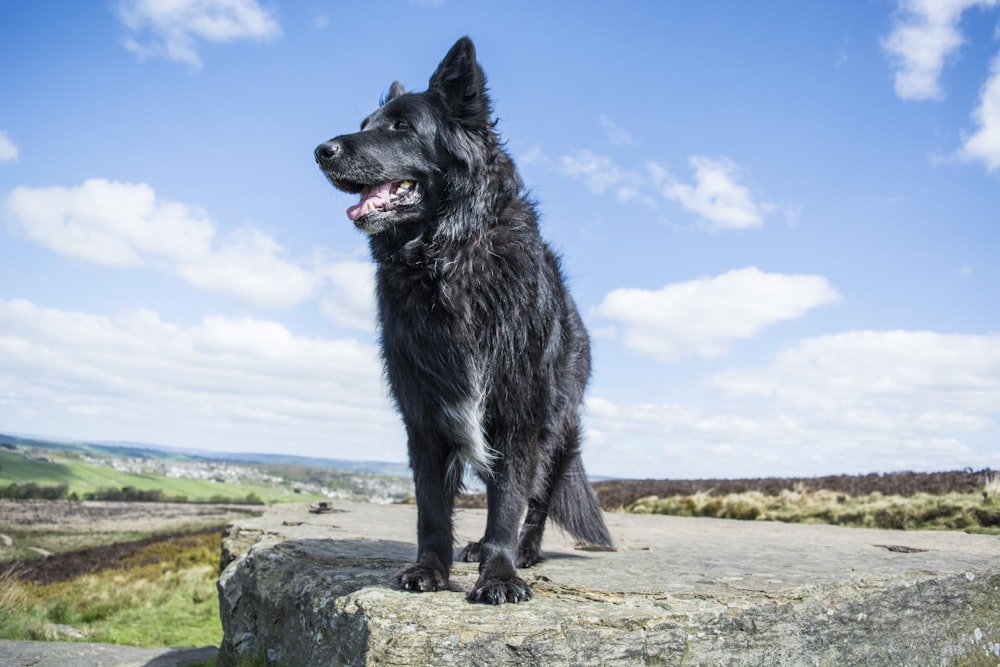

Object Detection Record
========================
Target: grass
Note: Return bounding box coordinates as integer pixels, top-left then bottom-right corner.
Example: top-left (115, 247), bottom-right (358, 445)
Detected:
top-left (0, 528), bottom-right (197, 563)
top-left (0, 451), bottom-right (327, 504)
top-left (627, 486), bottom-right (1000, 534)
top-left (0, 530), bottom-right (223, 647)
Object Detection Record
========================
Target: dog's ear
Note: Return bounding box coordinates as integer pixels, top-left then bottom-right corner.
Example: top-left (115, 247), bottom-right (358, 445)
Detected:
top-left (382, 81), bottom-right (406, 105)
top-left (428, 36), bottom-right (491, 126)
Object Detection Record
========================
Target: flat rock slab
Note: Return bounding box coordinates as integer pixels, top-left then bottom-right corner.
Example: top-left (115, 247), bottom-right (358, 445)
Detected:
top-left (0, 640), bottom-right (217, 667)
top-left (218, 502), bottom-right (1000, 666)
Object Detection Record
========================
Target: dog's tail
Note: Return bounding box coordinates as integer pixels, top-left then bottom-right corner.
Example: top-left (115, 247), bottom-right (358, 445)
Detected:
top-left (549, 455), bottom-right (614, 549)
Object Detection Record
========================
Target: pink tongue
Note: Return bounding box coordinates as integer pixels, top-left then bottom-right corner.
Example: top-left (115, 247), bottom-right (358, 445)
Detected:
top-left (346, 182), bottom-right (394, 222)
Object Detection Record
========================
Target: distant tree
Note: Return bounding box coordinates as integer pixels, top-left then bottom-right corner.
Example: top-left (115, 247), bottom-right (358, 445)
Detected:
top-left (0, 482), bottom-right (69, 500)
top-left (83, 486), bottom-right (166, 502)
top-left (244, 492), bottom-right (265, 505)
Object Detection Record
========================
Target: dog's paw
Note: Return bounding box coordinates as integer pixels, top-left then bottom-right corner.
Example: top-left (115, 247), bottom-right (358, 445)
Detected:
top-left (467, 575), bottom-right (533, 604)
top-left (516, 546), bottom-right (545, 569)
top-left (396, 565), bottom-right (448, 592)
top-left (456, 541), bottom-right (481, 562)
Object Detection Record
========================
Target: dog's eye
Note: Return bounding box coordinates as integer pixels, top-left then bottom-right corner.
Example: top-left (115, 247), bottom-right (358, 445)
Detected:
top-left (392, 119), bottom-right (412, 131)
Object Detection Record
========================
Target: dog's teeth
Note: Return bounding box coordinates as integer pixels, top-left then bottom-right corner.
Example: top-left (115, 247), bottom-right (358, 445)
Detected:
top-left (399, 180), bottom-right (412, 191)
top-left (366, 201), bottom-right (376, 212)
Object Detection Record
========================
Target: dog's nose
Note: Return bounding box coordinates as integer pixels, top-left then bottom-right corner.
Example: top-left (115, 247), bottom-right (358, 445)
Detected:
top-left (314, 141), bottom-right (340, 165)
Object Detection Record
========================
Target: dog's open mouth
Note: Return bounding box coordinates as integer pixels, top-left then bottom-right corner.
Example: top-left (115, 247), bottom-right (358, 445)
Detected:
top-left (346, 180), bottom-right (422, 225)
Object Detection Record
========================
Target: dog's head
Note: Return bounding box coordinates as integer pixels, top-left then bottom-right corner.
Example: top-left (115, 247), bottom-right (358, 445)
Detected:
top-left (315, 37), bottom-right (495, 237)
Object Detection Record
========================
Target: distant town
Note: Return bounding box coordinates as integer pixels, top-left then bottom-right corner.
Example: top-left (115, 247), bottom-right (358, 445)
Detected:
top-left (4, 433), bottom-right (416, 504)
top-left (98, 455), bottom-right (414, 504)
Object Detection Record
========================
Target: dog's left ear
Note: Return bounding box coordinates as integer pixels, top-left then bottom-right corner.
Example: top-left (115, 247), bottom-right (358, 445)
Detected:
top-left (428, 36), bottom-right (491, 126)
top-left (382, 81), bottom-right (406, 105)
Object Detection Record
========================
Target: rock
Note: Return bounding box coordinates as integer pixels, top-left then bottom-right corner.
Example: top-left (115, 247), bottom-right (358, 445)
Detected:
top-left (217, 501), bottom-right (1000, 666)
top-left (0, 640), bottom-right (217, 667)
top-left (50, 624), bottom-right (86, 640)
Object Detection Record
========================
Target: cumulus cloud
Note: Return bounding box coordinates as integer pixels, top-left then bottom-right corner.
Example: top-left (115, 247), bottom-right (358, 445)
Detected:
top-left (957, 52), bottom-right (1000, 171)
top-left (0, 131), bottom-right (18, 162)
top-left (0, 298), bottom-right (402, 458)
top-left (594, 267), bottom-right (840, 362)
top-left (653, 156), bottom-right (769, 230)
top-left (709, 330), bottom-right (1000, 416)
top-left (881, 0), bottom-right (997, 101)
top-left (706, 330), bottom-right (1000, 468)
top-left (4, 179), bottom-right (215, 268)
top-left (584, 330), bottom-right (1000, 478)
top-left (583, 396), bottom-right (812, 479)
top-left (2, 178), bottom-right (378, 323)
top-left (882, 0), bottom-right (1000, 171)
top-left (555, 149), bottom-right (775, 220)
top-left (116, 0), bottom-right (281, 68)
top-left (320, 260), bottom-right (377, 333)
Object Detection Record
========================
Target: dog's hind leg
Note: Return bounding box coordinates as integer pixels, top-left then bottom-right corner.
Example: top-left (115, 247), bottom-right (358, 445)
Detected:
top-left (456, 494), bottom-right (547, 569)
top-left (528, 415), bottom-right (614, 556)
top-left (515, 497), bottom-right (550, 568)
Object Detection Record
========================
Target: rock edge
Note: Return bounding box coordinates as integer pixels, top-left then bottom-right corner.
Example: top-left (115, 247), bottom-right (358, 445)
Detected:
top-left (217, 501), bottom-right (1000, 666)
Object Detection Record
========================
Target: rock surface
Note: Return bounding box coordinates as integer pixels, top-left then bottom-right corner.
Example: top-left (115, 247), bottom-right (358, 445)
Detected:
top-left (0, 640), bottom-right (216, 667)
top-left (217, 501), bottom-right (1000, 666)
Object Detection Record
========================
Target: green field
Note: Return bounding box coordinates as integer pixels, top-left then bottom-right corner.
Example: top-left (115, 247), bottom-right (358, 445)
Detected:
top-left (0, 529), bottom-right (224, 650)
top-left (0, 451), bottom-right (326, 504)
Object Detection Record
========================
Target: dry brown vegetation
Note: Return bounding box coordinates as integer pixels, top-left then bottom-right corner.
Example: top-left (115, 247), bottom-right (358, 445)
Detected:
top-left (591, 468), bottom-right (996, 510)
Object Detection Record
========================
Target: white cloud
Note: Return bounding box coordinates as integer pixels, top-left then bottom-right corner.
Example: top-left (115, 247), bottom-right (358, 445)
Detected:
top-left (583, 395), bottom-right (814, 479)
top-left (1, 178), bottom-right (375, 314)
top-left (594, 267), bottom-right (840, 362)
top-left (654, 156), bottom-right (767, 230)
top-left (4, 179), bottom-right (215, 268)
top-left (320, 260), bottom-right (377, 333)
top-left (583, 330), bottom-right (1000, 478)
top-left (710, 330), bottom-right (1000, 415)
top-left (707, 330), bottom-right (1000, 463)
top-left (557, 149), bottom-right (655, 205)
top-left (0, 298), bottom-right (402, 458)
top-left (599, 114), bottom-right (634, 146)
top-left (957, 52), bottom-right (1000, 171)
top-left (557, 149), bottom-right (631, 195)
top-left (117, 0), bottom-right (281, 68)
top-left (545, 149), bottom-right (775, 225)
top-left (518, 145), bottom-right (550, 167)
top-left (882, 0), bottom-right (1000, 172)
top-left (175, 227), bottom-right (317, 308)
top-left (881, 0), bottom-right (997, 101)
top-left (0, 131), bottom-right (18, 162)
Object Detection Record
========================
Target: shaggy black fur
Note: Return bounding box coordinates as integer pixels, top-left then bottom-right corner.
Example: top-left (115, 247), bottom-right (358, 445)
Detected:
top-left (315, 37), bottom-right (613, 604)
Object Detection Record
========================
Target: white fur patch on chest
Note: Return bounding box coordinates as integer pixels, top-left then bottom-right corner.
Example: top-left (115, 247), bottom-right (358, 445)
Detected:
top-left (442, 367), bottom-right (495, 480)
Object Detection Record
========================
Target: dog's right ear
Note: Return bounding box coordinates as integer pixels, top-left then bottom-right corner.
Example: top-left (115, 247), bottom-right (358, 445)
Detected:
top-left (381, 81), bottom-right (406, 106)
top-left (428, 37), bottom-right (491, 127)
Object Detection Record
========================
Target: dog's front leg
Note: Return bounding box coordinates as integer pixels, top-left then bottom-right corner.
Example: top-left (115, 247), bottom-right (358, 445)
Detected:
top-left (396, 442), bottom-right (456, 592)
top-left (468, 467), bottom-right (532, 604)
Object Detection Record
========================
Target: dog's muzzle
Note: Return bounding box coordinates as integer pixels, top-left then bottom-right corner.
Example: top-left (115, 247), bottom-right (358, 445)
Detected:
top-left (314, 140), bottom-right (341, 169)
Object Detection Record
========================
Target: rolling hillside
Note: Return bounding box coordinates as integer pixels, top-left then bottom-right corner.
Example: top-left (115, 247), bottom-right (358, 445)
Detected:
top-left (0, 450), bottom-right (326, 503)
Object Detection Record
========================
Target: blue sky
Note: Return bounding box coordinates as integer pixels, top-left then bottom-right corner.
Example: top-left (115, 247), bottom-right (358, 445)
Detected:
top-left (1, 0), bottom-right (999, 479)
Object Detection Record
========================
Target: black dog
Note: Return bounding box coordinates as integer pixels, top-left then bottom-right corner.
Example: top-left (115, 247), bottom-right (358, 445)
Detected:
top-left (315, 37), bottom-right (612, 604)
